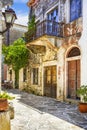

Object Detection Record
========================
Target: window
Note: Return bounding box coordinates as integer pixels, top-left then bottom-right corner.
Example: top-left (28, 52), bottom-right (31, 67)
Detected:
top-left (23, 68), bottom-right (27, 82)
top-left (70, 0), bottom-right (82, 22)
top-left (47, 8), bottom-right (58, 22)
top-left (33, 68), bottom-right (38, 85)
top-left (47, 8), bottom-right (58, 34)
top-left (67, 47), bottom-right (80, 58)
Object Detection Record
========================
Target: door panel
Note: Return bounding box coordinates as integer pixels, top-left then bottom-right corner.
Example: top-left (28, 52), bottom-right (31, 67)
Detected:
top-left (44, 66), bottom-right (57, 98)
top-left (68, 60), bottom-right (76, 98)
top-left (68, 60), bottom-right (80, 99)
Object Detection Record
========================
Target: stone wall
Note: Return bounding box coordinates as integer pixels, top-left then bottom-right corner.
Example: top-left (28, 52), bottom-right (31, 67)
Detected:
top-left (79, 0), bottom-right (87, 85)
top-left (64, 17), bottom-right (82, 37)
top-left (0, 111), bottom-right (11, 130)
top-left (24, 35), bottom-right (60, 95)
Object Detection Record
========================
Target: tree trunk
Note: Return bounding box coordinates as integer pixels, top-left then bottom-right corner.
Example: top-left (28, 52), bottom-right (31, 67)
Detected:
top-left (15, 69), bottom-right (19, 89)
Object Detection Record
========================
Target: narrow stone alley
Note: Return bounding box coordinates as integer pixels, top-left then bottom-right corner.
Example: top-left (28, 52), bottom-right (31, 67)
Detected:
top-left (7, 89), bottom-right (87, 130)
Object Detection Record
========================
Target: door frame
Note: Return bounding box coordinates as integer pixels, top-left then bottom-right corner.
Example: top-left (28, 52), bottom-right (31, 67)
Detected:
top-left (42, 61), bottom-right (57, 98)
top-left (65, 45), bottom-right (81, 99)
top-left (44, 65), bottom-right (57, 98)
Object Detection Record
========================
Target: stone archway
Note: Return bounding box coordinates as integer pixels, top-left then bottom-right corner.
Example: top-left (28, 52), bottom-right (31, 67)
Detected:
top-left (66, 47), bottom-right (81, 99)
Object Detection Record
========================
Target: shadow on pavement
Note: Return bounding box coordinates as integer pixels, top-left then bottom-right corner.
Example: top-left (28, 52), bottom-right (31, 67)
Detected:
top-left (6, 88), bottom-right (87, 130)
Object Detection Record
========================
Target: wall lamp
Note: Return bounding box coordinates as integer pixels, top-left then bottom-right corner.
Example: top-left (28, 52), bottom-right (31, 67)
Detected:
top-left (0, 7), bottom-right (17, 34)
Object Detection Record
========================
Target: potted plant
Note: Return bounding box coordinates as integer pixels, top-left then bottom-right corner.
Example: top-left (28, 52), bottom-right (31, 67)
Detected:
top-left (77, 85), bottom-right (87, 113)
top-left (0, 91), bottom-right (15, 111)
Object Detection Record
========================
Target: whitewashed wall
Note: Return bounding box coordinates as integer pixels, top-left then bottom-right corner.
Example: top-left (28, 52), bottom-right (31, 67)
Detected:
top-left (79, 0), bottom-right (87, 85)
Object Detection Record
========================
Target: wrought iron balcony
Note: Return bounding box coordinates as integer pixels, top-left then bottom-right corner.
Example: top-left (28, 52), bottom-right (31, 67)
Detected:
top-left (26, 20), bottom-right (63, 42)
top-left (34, 20), bottom-right (63, 39)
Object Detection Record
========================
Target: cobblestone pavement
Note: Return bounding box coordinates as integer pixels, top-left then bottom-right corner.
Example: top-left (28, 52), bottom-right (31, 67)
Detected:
top-left (7, 89), bottom-right (87, 130)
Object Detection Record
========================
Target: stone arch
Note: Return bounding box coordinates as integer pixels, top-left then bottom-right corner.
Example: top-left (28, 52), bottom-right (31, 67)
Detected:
top-left (67, 47), bottom-right (80, 57)
top-left (66, 46), bottom-right (81, 58)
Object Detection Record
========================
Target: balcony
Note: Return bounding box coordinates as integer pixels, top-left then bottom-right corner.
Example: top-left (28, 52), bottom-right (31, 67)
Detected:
top-left (27, 20), bottom-right (63, 42)
top-left (35, 20), bottom-right (63, 38)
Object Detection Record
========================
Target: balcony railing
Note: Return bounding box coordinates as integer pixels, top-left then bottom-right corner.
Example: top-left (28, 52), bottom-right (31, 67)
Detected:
top-left (28, 20), bottom-right (63, 41)
top-left (27, 18), bottom-right (82, 42)
top-left (27, 20), bottom-right (63, 42)
top-left (34, 20), bottom-right (63, 39)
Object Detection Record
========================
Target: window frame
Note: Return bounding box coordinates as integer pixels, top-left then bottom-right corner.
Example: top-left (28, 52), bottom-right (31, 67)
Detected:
top-left (47, 7), bottom-right (58, 22)
top-left (32, 68), bottom-right (39, 85)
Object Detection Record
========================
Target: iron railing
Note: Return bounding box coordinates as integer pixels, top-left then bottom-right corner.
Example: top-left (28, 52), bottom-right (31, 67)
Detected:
top-left (28, 20), bottom-right (63, 42)
top-left (35, 20), bottom-right (63, 38)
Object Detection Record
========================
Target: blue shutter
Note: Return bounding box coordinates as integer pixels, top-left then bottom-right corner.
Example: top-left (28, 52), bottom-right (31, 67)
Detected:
top-left (70, 0), bottom-right (77, 21)
top-left (76, 0), bottom-right (82, 17)
top-left (70, 0), bottom-right (82, 22)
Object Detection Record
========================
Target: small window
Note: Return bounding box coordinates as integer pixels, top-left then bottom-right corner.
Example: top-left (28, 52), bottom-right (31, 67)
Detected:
top-left (23, 68), bottom-right (27, 82)
top-left (33, 68), bottom-right (38, 85)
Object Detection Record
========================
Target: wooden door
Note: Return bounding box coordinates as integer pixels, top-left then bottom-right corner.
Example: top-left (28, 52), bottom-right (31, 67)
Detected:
top-left (44, 66), bottom-right (57, 98)
top-left (68, 60), bottom-right (80, 99)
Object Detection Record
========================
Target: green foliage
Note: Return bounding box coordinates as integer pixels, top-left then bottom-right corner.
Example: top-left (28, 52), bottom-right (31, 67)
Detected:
top-left (2, 38), bottom-right (30, 88)
top-left (28, 15), bottom-right (35, 31)
top-left (2, 38), bottom-right (30, 71)
top-left (25, 15), bottom-right (36, 42)
top-left (77, 85), bottom-right (87, 103)
top-left (0, 91), bottom-right (15, 100)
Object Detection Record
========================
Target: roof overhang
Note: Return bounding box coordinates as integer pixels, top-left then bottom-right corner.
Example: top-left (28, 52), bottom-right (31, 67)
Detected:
top-left (27, 40), bottom-right (46, 54)
top-left (26, 35), bottom-right (58, 54)
top-left (27, 0), bottom-right (36, 7)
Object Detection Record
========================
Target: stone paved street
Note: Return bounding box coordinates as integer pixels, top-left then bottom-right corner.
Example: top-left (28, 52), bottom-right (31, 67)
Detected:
top-left (7, 89), bottom-right (87, 130)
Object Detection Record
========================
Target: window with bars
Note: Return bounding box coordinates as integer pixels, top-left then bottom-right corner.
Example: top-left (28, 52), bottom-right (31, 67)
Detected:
top-left (70, 0), bottom-right (82, 22)
top-left (33, 68), bottom-right (38, 85)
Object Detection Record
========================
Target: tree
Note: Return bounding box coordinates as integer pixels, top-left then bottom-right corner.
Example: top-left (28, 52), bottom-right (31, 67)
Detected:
top-left (25, 15), bottom-right (36, 42)
top-left (2, 38), bottom-right (30, 88)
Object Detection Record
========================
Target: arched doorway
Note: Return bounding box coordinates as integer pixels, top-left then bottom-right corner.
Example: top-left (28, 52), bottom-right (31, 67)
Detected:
top-left (66, 47), bottom-right (81, 99)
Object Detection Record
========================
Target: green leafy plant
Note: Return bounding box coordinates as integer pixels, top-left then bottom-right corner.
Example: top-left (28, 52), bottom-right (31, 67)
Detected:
top-left (0, 92), bottom-right (15, 100)
top-left (2, 38), bottom-right (30, 88)
top-left (77, 85), bottom-right (87, 103)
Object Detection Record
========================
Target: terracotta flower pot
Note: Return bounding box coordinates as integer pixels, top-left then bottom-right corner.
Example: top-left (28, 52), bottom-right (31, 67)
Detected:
top-left (78, 102), bottom-right (87, 113)
top-left (0, 99), bottom-right (9, 111)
